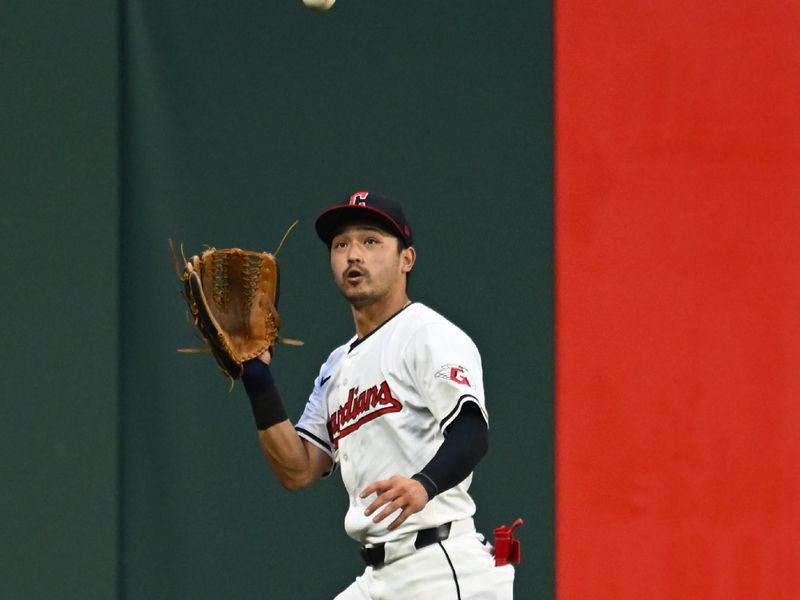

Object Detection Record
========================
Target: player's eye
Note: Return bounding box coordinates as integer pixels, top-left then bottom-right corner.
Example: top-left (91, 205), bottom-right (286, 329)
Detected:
top-left (365, 237), bottom-right (379, 245)
top-left (333, 240), bottom-right (348, 249)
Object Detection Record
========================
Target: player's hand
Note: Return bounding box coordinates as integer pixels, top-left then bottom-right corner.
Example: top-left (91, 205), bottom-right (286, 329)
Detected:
top-left (361, 475), bottom-right (429, 530)
top-left (257, 349), bottom-right (272, 365)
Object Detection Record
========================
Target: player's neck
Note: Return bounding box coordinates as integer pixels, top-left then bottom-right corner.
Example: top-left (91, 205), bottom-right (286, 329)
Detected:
top-left (351, 292), bottom-right (411, 339)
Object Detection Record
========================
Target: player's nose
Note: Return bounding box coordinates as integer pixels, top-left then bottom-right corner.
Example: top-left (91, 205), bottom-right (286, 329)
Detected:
top-left (346, 246), bottom-right (363, 262)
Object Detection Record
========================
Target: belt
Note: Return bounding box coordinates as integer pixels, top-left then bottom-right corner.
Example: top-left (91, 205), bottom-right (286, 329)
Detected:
top-left (360, 522), bottom-right (452, 568)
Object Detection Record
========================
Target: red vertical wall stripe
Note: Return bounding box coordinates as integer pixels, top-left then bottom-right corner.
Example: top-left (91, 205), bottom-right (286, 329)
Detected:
top-left (555, 1), bottom-right (800, 598)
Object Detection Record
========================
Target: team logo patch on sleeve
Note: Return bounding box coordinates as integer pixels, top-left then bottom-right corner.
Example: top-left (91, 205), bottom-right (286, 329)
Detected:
top-left (435, 364), bottom-right (472, 387)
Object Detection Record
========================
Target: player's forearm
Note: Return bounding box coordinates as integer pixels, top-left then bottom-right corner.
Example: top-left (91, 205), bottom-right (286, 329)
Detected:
top-left (242, 359), bottom-right (317, 490)
top-left (257, 421), bottom-right (318, 491)
top-left (411, 402), bottom-right (488, 500)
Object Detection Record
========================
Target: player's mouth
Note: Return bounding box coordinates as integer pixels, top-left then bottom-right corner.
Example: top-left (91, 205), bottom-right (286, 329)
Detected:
top-left (345, 267), bottom-right (367, 284)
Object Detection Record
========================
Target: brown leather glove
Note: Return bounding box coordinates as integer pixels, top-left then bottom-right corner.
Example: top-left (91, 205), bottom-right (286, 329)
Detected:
top-left (172, 225), bottom-right (301, 380)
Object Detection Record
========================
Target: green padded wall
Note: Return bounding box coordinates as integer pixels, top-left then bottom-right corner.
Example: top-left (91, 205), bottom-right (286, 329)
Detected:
top-left (1, 1), bottom-right (551, 597)
top-left (0, 2), bottom-right (119, 598)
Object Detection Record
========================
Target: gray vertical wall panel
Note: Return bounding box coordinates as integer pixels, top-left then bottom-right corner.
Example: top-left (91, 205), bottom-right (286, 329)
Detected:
top-left (120, 1), bottom-right (552, 597)
top-left (0, 2), bottom-right (119, 598)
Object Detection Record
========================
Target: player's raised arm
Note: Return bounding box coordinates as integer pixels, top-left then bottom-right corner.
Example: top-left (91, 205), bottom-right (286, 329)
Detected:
top-left (171, 233), bottom-right (327, 489)
top-left (242, 354), bottom-right (332, 490)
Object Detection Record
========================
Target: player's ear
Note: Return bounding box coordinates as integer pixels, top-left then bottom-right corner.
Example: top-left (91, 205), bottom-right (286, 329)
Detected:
top-left (400, 246), bottom-right (416, 273)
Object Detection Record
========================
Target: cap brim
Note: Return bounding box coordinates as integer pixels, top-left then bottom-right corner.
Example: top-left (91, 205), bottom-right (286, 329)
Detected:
top-left (315, 204), bottom-right (408, 246)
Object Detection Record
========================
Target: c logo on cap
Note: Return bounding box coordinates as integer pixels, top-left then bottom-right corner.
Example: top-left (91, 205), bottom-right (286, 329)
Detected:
top-left (349, 191), bottom-right (368, 206)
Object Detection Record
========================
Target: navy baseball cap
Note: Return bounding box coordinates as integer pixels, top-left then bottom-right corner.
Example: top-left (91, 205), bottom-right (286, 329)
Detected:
top-left (315, 191), bottom-right (414, 248)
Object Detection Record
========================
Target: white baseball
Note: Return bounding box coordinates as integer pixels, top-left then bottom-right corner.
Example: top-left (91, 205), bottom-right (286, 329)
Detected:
top-left (302, 0), bottom-right (335, 10)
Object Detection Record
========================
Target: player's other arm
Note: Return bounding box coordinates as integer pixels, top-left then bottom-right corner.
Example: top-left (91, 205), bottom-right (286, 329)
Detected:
top-left (242, 357), bottom-right (332, 491)
top-left (362, 402), bottom-right (489, 529)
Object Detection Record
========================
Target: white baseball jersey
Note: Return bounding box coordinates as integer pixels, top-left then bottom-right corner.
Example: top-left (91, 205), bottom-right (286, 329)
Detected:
top-left (295, 302), bottom-right (489, 545)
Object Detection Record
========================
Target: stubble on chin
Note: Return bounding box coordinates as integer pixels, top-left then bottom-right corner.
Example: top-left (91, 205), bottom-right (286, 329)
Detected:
top-left (335, 277), bottom-right (372, 308)
top-left (339, 286), bottom-right (376, 308)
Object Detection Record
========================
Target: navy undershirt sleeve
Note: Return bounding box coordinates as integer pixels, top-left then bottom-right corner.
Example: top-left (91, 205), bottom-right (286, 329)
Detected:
top-left (412, 402), bottom-right (488, 500)
top-left (241, 359), bottom-right (288, 430)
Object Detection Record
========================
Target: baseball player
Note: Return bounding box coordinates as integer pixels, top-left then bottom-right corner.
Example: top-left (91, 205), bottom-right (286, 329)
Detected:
top-left (240, 192), bottom-right (496, 599)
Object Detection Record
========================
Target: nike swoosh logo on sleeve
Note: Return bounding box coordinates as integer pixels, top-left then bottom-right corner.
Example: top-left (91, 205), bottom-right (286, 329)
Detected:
top-left (320, 375), bottom-right (332, 386)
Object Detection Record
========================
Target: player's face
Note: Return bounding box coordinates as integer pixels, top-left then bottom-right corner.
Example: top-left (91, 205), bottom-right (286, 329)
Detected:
top-left (330, 223), bottom-right (414, 309)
